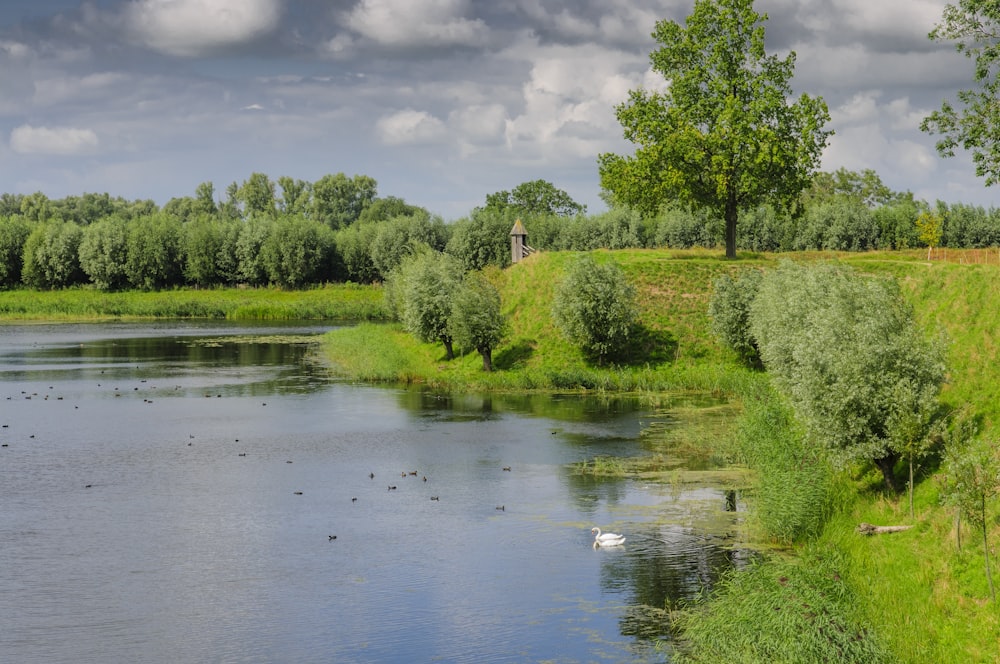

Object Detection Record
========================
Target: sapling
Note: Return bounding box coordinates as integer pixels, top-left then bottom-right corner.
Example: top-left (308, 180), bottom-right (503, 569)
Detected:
top-left (942, 435), bottom-right (1000, 601)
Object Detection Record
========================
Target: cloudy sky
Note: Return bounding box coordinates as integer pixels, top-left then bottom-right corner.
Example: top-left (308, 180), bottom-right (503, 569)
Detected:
top-left (0, 0), bottom-right (990, 219)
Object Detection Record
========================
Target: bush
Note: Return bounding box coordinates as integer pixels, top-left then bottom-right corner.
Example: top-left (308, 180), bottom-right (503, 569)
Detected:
top-left (650, 206), bottom-right (720, 248)
top-left (749, 261), bottom-right (946, 491)
top-left (551, 254), bottom-right (637, 363)
top-left (708, 268), bottom-right (762, 367)
top-left (125, 213), bottom-right (183, 290)
top-left (0, 216), bottom-right (32, 288)
top-left (260, 216), bottom-right (335, 288)
top-left (445, 209), bottom-right (514, 270)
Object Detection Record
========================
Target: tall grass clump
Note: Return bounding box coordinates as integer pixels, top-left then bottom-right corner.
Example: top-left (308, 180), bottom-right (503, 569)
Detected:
top-left (735, 385), bottom-right (835, 543)
top-left (671, 547), bottom-right (894, 664)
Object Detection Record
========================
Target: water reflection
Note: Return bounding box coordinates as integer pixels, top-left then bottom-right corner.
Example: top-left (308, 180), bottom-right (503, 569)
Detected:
top-left (0, 323), bottom-right (750, 664)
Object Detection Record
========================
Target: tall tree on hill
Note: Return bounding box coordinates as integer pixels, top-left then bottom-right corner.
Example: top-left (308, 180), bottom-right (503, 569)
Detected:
top-left (923, 1), bottom-right (1000, 186)
top-left (598, 0), bottom-right (832, 258)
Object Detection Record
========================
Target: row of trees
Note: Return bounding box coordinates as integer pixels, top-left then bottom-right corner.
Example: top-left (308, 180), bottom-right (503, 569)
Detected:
top-left (7, 186), bottom-right (1000, 291)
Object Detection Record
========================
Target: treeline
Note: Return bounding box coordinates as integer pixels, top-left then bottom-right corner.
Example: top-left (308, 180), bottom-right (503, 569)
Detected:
top-left (3, 168), bottom-right (1000, 290)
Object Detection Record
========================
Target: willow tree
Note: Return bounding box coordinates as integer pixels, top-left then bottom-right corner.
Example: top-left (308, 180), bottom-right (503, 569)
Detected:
top-left (598, 0), bottom-right (832, 258)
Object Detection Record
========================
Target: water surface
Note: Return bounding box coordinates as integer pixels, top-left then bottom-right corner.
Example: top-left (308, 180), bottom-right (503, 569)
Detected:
top-left (0, 322), bottom-right (748, 663)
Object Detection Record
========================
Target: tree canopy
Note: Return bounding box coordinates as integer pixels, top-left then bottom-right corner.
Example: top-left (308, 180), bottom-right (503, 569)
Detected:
top-left (551, 254), bottom-right (637, 363)
top-left (748, 261), bottom-right (946, 491)
top-left (484, 180), bottom-right (585, 217)
top-left (598, 0), bottom-right (832, 258)
top-left (923, 1), bottom-right (1000, 186)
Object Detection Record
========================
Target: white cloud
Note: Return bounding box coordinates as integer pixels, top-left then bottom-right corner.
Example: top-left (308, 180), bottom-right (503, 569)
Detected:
top-left (886, 97), bottom-right (929, 132)
top-left (375, 109), bottom-right (448, 145)
top-left (449, 103), bottom-right (508, 152)
top-left (496, 39), bottom-right (646, 161)
top-left (345, 0), bottom-right (488, 48)
top-left (0, 39), bottom-right (30, 59)
top-left (322, 33), bottom-right (355, 58)
top-left (32, 72), bottom-right (128, 107)
top-left (124, 0), bottom-right (282, 57)
top-left (831, 91), bottom-right (881, 126)
top-left (10, 125), bottom-right (99, 155)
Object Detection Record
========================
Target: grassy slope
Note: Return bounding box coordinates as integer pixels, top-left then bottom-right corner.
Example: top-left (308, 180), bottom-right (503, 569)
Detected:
top-left (324, 248), bottom-right (1000, 662)
top-left (830, 254), bottom-right (1000, 662)
top-left (322, 249), bottom-right (763, 393)
top-left (0, 283), bottom-right (389, 321)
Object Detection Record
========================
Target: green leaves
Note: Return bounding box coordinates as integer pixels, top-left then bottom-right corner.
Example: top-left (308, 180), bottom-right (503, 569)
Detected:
top-left (551, 254), bottom-right (637, 363)
top-left (924, 1), bottom-right (1000, 185)
top-left (599, 0), bottom-right (831, 257)
top-left (448, 270), bottom-right (507, 371)
top-left (708, 267), bottom-right (762, 366)
top-left (484, 180), bottom-right (585, 217)
top-left (747, 261), bottom-right (946, 489)
top-left (394, 251), bottom-right (465, 359)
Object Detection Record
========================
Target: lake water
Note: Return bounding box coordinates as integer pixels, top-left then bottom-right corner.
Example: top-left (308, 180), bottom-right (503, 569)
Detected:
top-left (0, 322), bottom-right (749, 663)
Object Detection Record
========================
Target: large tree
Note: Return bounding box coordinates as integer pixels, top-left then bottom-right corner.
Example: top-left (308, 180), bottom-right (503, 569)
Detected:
top-left (484, 180), bottom-right (585, 217)
top-left (598, 0), bottom-right (832, 258)
top-left (922, 1), bottom-right (1000, 185)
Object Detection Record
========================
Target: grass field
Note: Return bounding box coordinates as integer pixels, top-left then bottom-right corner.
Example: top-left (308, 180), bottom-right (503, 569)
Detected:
top-left (0, 283), bottom-right (389, 321)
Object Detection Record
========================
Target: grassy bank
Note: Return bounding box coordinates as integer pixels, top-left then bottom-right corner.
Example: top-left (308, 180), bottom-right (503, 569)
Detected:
top-left (323, 249), bottom-right (764, 394)
top-left (0, 283), bottom-right (389, 321)
top-left (323, 248), bottom-right (1000, 662)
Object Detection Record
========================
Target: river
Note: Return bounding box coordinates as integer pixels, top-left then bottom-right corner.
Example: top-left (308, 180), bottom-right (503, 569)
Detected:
top-left (0, 322), bottom-right (749, 663)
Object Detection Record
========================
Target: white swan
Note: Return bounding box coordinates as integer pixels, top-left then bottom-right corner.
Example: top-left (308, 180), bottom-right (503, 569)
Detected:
top-left (591, 527), bottom-right (626, 546)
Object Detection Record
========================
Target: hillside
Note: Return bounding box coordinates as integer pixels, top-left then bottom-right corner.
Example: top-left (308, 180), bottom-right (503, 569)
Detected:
top-left (322, 248), bottom-right (1000, 662)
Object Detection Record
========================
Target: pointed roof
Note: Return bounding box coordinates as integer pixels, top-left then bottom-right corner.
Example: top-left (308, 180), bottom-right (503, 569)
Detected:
top-left (510, 219), bottom-right (526, 236)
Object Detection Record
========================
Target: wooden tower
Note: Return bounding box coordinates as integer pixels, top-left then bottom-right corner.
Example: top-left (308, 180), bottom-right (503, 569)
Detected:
top-left (510, 219), bottom-right (533, 264)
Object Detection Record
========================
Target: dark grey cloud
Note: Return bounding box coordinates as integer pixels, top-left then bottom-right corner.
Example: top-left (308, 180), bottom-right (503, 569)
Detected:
top-left (0, 0), bottom-right (993, 217)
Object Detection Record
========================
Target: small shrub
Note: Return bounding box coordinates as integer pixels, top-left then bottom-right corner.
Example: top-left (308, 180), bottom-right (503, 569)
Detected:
top-left (708, 268), bottom-right (762, 367)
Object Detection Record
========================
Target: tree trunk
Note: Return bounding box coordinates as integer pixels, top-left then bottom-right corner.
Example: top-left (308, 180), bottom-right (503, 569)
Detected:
top-left (984, 495), bottom-right (996, 601)
top-left (442, 338), bottom-right (455, 360)
top-left (908, 455), bottom-right (915, 519)
top-left (479, 347), bottom-right (493, 372)
top-left (856, 523), bottom-right (914, 535)
top-left (874, 452), bottom-right (901, 493)
top-left (724, 187), bottom-right (738, 259)
top-left (956, 510), bottom-right (962, 552)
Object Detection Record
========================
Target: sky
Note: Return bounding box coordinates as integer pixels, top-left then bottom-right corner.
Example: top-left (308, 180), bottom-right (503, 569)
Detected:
top-left (0, 0), bottom-right (992, 220)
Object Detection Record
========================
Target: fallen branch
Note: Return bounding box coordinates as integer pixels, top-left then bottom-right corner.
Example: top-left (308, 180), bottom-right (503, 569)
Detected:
top-left (856, 522), bottom-right (914, 536)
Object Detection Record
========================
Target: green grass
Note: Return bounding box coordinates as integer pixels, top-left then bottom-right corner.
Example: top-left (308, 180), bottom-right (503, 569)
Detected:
top-left (0, 284), bottom-right (389, 321)
top-left (670, 546), bottom-right (895, 664)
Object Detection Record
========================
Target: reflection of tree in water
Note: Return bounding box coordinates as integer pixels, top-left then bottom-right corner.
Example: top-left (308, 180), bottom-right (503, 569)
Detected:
top-left (24, 335), bottom-right (328, 396)
top-left (601, 526), bottom-right (757, 642)
top-left (394, 387), bottom-right (653, 428)
top-left (565, 472), bottom-right (633, 511)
